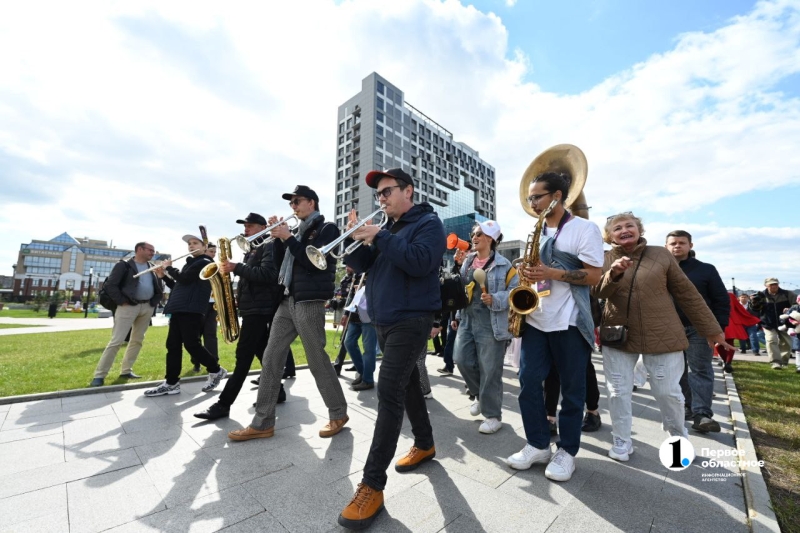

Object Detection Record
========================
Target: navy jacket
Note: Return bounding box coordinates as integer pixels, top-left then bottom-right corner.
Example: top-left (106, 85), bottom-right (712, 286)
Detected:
top-left (235, 240), bottom-right (281, 317)
top-left (675, 256), bottom-right (729, 329)
top-left (282, 216), bottom-right (339, 302)
top-left (164, 255), bottom-right (213, 316)
top-left (345, 203), bottom-right (446, 326)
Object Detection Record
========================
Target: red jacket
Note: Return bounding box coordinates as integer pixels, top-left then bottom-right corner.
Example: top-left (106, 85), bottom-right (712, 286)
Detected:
top-left (724, 293), bottom-right (760, 339)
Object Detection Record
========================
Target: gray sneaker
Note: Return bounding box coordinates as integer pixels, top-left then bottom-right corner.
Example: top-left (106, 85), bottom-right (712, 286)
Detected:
top-left (144, 381), bottom-right (181, 397)
top-left (692, 416), bottom-right (721, 433)
top-left (202, 367), bottom-right (228, 392)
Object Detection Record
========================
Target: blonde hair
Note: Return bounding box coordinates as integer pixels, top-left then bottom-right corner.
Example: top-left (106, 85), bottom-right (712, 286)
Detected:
top-left (603, 213), bottom-right (645, 245)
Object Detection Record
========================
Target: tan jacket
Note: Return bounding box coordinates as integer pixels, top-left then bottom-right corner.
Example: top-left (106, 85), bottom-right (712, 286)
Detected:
top-left (594, 239), bottom-right (722, 354)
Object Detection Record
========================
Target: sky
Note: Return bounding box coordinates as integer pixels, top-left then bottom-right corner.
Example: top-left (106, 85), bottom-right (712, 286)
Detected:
top-left (1, 0), bottom-right (798, 292)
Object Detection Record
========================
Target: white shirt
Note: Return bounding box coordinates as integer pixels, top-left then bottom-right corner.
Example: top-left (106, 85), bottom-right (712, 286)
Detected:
top-left (526, 216), bottom-right (604, 332)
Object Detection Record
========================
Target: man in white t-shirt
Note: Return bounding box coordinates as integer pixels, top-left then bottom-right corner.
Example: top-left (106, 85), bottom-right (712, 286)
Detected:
top-left (505, 172), bottom-right (604, 482)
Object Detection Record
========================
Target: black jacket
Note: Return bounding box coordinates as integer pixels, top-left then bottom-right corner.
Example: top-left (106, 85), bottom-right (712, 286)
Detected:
top-left (281, 216), bottom-right (339, 302)
top-left (234, 240), bottom-right (281, 317)
top-left (105, 259), bottom-right (164, 308)
top-left (757, 288), bottom-right (798, 330)
top-left (675, 256), bottom-right (730, 329)
top-left (164, 255), bottom-right (213, 316)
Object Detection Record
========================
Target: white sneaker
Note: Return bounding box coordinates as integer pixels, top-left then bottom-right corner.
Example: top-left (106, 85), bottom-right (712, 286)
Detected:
top-left (202, 367), bottom-right (228, 392)
top-left (479, 418), bottom-right (502, 434)
top-left (469, 400), bottom-right (480, 416)
top-left (423, 392), bottom-right (433, 399)
top-left (144, 381), bottom-right (180, 397)
top-left (505, 444), bottom-right (552, 470)
top-left (545, 448), bottom-right (575, 481)
top-left (608, 436), bottom-right (634, 462)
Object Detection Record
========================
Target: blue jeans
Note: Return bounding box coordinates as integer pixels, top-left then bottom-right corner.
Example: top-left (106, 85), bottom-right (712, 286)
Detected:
top-left (518, 326), bottom-right (589, 456)
top-left (344, 321), bottom-right (377, 384)
top-left (362, 314), bottom-right (434, 491)
top-left (680, 326), bottom-right (715, 419)
top-left (745, 324), bottom-right (760, 353)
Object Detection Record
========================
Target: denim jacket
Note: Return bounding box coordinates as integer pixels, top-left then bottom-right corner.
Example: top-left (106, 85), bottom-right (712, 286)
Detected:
top-left (540, 237), bottom-right (595, 348)
top-left (456, 251), bottom-right (518, 341)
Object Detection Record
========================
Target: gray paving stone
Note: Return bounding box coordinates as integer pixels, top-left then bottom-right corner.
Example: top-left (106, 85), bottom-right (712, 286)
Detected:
top-left (63, 414), bottom-right (183, 461)
top-left (0, 447), bottom-right (142, 499)
top-left (6, 398), bottom-right (62, 418)
top-left (372, 485), bottom-right (461, 533)
top-left (0, 484), bottom-right (68, 533)
top-left (67, 465), bottom-right (166, 533)
top-left (0, 431), bottom-right (64, 476)
top-left (0, 410), bottom-right (73, 432)
top-left (104, 485), bottom-right (266, 533)
top-left (216, 511), bottom-right (289, 532)
top-left (0, 403), bottom-right (9, 412)
top-left (0, 420), bottom-right (62, 445)
top-left (119, 411), bottom-right (183, 434)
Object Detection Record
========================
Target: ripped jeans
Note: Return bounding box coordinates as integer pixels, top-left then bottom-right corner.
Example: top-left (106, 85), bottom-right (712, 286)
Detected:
top-left (602, 346), bottom-right (686, 445)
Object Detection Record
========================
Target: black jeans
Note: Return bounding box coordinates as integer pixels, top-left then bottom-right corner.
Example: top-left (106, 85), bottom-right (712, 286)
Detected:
top-left (165, 313), bottom-right (221, 384)
top-left (441, 322), bottom-right (456, 371)
top-left (218, 314), bottom-right (271, 407)
top-left (544, 359), bottom-right (600, 416)
top-left (198, 303), bottom-right (219, 364)
top-left (285, 349), bottom-right (296, 376)
top-left (363, 314), bottom-right (434, 491)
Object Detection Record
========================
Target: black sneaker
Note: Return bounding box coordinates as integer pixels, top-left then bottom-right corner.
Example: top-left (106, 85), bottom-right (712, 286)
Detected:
top-left (581, 412), bottom-right (602, 432)
top-left (192, 364), bottom-right (201, 373)
top-left (351, 381), bottom-right (375, 391)
top-left (194, 402), bottom-right (230, 420)
top-left (549, 420), bottom-right (558, 436)
top-left (724, 363), bottom-right (734, 373)
top-left (692, 415), bottom-right (721, 433)
top-left (345, 365), bottom-right (357, 372)
top-left (119, 372), bottom-right (142, 379)
top-left (251, 377), bottom-right (261, 386)
top-left (278, 385), bottom-right (287, 404)
top-left (437, 368), bottom-right (453, 376)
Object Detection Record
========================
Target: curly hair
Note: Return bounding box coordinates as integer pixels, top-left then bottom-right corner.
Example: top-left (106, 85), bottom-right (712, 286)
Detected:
top-left (603, 213), bottom-right (645, 245)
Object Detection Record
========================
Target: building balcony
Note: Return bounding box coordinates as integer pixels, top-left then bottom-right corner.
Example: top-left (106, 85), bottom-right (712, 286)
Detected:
top-left (428, 195), bottom-right (447, 206)
top-left (435, 175), bottom-right (459, 191)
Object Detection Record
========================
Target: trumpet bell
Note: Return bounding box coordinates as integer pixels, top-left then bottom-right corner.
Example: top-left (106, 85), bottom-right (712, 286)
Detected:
top-left (235, 234), bottom-right (251, 253)
top-left (508, 285), bottom-right (539, 315)
top-left (519, 144), bottom-right (588, 218)
top-left (306, 246), bottom-right (328, 270)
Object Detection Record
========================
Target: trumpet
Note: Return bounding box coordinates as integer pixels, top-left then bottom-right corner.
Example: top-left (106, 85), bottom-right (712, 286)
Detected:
top-left (235, 215), bottom-right (300, 252)
top-left (132, 249), bottom-right (202, 278)
top-left (306, 208), bottom-right (388, 270)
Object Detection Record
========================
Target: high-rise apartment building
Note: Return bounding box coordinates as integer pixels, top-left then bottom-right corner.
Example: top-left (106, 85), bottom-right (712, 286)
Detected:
top-left (334, 73), bottom-right (496, 235)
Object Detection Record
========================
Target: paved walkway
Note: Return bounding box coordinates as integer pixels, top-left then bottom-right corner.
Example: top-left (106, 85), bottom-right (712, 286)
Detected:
top-left (0, 353), bottom-right (751, 533)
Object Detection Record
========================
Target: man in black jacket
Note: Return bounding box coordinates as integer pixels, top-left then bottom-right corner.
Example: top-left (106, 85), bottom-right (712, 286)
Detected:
top-left (145, 235), bottom-right (227, 397)
top-left (666, 230), bottom-right (729, 433)
top-left (90, 242), bottom-right (165, 387)
top-left (194, 213), bottom-right (284, 420)
top-left (229, 186), bottom-right (348, 441)
top-left (756, 278), bottom-right (797, 369)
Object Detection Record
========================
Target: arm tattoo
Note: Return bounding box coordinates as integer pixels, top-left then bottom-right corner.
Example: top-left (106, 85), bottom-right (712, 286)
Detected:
top-left (562, 270), bottom-right (588, 284)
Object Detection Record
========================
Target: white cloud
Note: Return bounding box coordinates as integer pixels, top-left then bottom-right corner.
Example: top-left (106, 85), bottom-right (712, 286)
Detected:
top-left (0, 0), bottom-right (798, 288)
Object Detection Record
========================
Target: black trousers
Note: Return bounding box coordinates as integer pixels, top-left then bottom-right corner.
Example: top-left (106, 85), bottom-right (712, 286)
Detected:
top-left (197, 303), bottom-right (219, 364)
top-left (363, 314), bottom-right (434, 491)
top-left (544, 358), bottom-right (600, 416)
top-left (218, 314), bottom-right (271, 407)
top-left (166, 313), bottom-right (220, 384)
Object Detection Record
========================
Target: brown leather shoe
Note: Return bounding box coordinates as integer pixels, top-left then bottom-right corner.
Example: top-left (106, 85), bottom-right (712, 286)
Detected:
top-left (319, 415), bottom-right (349, 438)
top-left (228, 426), bottom-right (274, 441)
top-left (395, 445), bottom-right (436, 472)
top-left (338, 483), bottom-right (384, 530)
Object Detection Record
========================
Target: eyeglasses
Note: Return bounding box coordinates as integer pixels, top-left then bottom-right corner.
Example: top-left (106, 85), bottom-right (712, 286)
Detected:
top-left (526, 192), bottom-right (552, 204)
top-left (606, 211), bottom-right (634, 222)
top-left (288, 197), bottom-right (307, 207)
top-left (374, 185), bottom-right (400, 200)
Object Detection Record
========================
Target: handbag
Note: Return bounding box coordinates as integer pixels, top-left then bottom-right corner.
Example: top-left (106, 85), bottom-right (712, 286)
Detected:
top-left (440, 274), bottom-right (468, 313)
top-left (599, 248), bottom-right (646, 347)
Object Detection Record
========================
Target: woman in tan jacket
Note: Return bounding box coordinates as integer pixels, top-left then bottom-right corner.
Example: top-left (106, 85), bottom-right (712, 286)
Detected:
top-left (595, 213), bottom-right (729, 462)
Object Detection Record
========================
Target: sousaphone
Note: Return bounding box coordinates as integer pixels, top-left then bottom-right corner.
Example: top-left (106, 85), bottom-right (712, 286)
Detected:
top-left (518, 144), bottom-right (589, 219)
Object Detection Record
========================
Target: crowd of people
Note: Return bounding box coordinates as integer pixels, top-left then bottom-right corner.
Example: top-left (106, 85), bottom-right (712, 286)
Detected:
top-left (85, 165), bottom-right (797, 531)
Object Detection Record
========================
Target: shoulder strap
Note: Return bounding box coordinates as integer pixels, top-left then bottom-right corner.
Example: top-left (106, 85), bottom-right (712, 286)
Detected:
top-left (505, 267), bottom-right (518, 288)
top-left (625, 247), bottom-right (647, 323)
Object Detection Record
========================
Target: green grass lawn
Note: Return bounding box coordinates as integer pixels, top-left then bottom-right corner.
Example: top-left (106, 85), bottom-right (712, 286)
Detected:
top-left (0, 326), bottom-right (340, 397)
top-left (0, 309), bottom-right (99, 319)
top-left (0, 324), bottom-right (44, 329)
top-left (733, 361), bottom-right (800, 532)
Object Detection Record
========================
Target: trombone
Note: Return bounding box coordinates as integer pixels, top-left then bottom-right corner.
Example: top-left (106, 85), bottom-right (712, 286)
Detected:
top-left (235, 214), bottom-right (300, 252)
top-left (306, 208), bottom-right (388, 270)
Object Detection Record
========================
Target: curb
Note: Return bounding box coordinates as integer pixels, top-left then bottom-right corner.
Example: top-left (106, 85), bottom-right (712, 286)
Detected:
top-left (724, 371), bottom-right (782, 533)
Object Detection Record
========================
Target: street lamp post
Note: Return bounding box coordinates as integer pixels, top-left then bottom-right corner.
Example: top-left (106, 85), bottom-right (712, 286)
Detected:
top-left (84, 267), bottom-right (93, 318)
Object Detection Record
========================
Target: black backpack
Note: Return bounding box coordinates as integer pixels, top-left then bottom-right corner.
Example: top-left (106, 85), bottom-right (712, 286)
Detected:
top-left (440, 273), bottom-right (468, 313)
top-left (98, 261), bottom-right (134, 311)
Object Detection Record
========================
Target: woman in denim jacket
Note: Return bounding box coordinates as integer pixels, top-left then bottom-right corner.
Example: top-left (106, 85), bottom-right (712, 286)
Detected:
top-left (452, 221), bottom-right (519, 434)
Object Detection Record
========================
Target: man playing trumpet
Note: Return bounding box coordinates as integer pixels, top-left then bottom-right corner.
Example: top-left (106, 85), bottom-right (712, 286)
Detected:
top-left (228, 186), bottom-right (348, 441)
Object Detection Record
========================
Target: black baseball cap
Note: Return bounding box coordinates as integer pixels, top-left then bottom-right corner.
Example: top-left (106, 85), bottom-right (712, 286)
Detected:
top-left (281, 185), bottom-right (319, 203)
top-left (365, 168), bottom-right (413, 189)
top-left (236, 212), bottom-right (267, 225)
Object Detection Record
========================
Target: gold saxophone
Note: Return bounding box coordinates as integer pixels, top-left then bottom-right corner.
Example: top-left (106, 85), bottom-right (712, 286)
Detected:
top-left (508, 144), bottom-right (590, 338)
top-left (508, 199), bottom-right (557, 337)
top-left (199, 237), bottom-right (240, 344)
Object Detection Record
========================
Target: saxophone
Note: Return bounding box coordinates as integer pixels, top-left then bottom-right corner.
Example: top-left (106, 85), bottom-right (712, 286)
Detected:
top-left (199, 237), bottom-right (240, 344)
top-left (508, 199), bottom-right (558, 337)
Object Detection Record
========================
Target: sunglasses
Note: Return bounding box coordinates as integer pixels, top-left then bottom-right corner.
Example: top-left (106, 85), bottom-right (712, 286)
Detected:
top-left (288, 197), bottom-right (307, 207)
top-left (471, 232), bottom-right (485, 238)
top-left (374, 185), bottom-right (401, 200)
top-left (526, 192), bottom-right (552, 204)
top-left (606, 211), bottom-right (634, 222)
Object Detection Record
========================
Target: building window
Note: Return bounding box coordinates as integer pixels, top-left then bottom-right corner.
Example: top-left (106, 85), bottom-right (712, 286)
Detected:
top-left (337, 182), bottom-right (343, 191)
top-left (339, 123), bottom-right (344, 134)
top-left (376, 125), bottom-right (384, 137)
top-left (346, 118), bottom-right (352, 129)
top-left (339, 135), bottom-right (344, 144)
top-left (376, 138), bottom-right (383, 149)
top-left (377, 111), bottom-right (384, 123)
top-left (377, 97), bottom-right (384, 110)
top-left (377, 80), bottom-right (385, 94)
top-left (338, 148), bottom-right (343, 156)
top-left (338, 159), bottom-right (343, 168)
